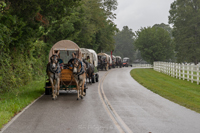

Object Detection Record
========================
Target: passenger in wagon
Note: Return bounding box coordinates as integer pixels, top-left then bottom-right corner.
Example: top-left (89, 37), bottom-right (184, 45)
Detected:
top-left (72, 52), bottom-right (77, 58)
top-left (86, 56), bottom-right (90, 63)
top-left (56, 50), bottom-right (64, 69)
top-left (68, 52), bottom-right (77, 68)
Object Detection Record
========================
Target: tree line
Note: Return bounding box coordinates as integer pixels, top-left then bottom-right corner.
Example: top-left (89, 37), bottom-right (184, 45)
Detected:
top-left (1, 0), bottom-right (200, 92)
top-left (114, 0), bottom-right (200, 65)
top-left (0, 0), bottom-right (118, 92)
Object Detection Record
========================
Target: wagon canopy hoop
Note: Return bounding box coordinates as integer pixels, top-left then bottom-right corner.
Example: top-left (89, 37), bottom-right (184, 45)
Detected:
top-left (48, 40), bottom-right (82, 62)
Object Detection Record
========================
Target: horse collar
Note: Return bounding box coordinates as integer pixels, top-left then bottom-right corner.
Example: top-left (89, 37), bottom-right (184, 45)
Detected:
top-left (50, 63), bottom-right (61, 74)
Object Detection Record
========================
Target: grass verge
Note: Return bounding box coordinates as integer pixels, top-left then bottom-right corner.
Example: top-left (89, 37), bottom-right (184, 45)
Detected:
top-left (130, 68), bottom-right (200, 113)
top-left (0, 78), bottom-right (45, 129)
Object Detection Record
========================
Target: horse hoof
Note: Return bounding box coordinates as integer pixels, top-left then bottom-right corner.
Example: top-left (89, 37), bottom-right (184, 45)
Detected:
top-left (77, 98), bottom-right (79, 100)
top-left (52, 97), bottom-right (55, 100)
top-left (80, 96), bottom-right (83, 99)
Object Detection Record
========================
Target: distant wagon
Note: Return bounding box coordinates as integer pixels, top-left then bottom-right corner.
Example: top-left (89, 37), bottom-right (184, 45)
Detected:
top-left (122, 57), bottom-right (132, 67)
top-left (115, 56), bottom-right (122, 68)
top-left (45, 40), bottom-right (87, 96)
top-left (111, 55), bottom-right (116, 68)
top-left (80, 48), bottom-right (99, 83)
top-left (97, 53), bottom-right (110, 71)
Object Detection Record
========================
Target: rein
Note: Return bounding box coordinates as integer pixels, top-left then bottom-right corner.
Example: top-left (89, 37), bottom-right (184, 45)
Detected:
top-left (73, 59), bottom-right (85, 76)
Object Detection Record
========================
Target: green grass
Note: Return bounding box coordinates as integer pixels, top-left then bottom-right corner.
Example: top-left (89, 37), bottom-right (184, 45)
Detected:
top-left (130, 68), bottom-right (200, 113)
top-left (0, 78), bottom-right (45, 129)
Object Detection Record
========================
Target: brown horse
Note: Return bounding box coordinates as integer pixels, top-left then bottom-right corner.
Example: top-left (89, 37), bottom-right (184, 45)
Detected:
top-left (70, 58), bottom-right (86, 100)
top-left (46, 55), bottom-right (61, 100)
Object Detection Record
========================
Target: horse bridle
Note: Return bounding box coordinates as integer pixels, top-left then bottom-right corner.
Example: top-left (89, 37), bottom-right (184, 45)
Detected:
top-left (49, 55), bottom-right (60, 74)
top-left (72, 58), bottom-right (84, 76)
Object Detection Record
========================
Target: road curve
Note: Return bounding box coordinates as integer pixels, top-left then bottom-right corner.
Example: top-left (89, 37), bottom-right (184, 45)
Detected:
top-left (102, 67), bottom-right (200, 133)
top-left (2, 67), bottom-right (200, 133)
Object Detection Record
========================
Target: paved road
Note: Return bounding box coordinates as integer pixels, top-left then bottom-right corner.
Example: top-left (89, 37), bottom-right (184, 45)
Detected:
top-left (103, 67), bottom-right (200, 133)
top-left (2, 71), bottom-right (117, 133)
top-left (2, 67), bottom-right (200, 133)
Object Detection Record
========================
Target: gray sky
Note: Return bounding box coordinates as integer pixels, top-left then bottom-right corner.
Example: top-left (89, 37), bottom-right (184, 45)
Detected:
top-left (113, 0), bottom-right (175, 32)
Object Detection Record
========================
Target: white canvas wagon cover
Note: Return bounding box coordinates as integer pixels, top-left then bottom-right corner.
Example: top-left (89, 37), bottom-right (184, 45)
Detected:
top-left (48, 40), bottom-right (82, 62)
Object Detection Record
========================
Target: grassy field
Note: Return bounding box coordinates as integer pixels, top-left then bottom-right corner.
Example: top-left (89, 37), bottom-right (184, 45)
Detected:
top-left (130, 68), bottom-right (200, 113)
top-left (0, 78), bottom-right (45, 129)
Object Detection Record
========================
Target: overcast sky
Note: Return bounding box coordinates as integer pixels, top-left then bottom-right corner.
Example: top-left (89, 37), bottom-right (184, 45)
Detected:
top-left (113, 0), bottom-right (175, 32)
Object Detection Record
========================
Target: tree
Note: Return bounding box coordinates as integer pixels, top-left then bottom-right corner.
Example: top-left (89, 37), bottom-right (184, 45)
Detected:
top-left (72, 0), bottom-right (118, 52)
top-left (0, 0), bottom-right (119, 92)
top-left (153, 23), bottom-right (173, 38)
top-left (134, 27), bottom-right (174, 64)
top-left (169, 0), bottom-right (200, 64)
top-left (101, 0), bottom-right (118, 20)
top-left (113, 26), bottom-right (135, 62)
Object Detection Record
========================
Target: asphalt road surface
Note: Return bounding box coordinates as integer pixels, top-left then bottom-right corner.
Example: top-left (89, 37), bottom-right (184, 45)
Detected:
top-left (2, 67), bottom-right (200, 133)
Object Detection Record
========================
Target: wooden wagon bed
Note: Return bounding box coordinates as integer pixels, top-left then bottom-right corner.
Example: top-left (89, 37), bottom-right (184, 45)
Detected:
top-left (60, 69), bottom-right (77, 90)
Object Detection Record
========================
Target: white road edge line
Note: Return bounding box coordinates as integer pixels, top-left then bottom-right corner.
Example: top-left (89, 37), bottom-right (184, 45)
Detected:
top-left (0, 94), bottom-right (44, 133)
top-left (98, 70), bottom-right (133, 133)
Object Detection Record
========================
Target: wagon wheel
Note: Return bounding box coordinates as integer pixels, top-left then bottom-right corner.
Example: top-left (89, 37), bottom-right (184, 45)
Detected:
top-left (95, 74), bottom-right (99, 82)
top-left (92, 74), bottom-right (96, 83)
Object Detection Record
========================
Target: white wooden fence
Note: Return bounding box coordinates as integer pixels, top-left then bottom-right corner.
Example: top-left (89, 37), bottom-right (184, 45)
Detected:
top-left (132, 64), bottom-right (153, 68)
top-left (153, 61), bottom-right (200, 85)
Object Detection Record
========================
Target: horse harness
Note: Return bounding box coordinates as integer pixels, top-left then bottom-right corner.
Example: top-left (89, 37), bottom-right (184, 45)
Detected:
top-left (73, 58), bottom-right (85, 80)
top-left (49, 55), bottom-right (61, 79)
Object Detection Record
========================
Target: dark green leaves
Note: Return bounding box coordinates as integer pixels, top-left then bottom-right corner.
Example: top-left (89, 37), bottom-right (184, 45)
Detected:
top-left (169, 0), bottom-right (200, 64)
top-left (134, 27), bottom-right (174, 64)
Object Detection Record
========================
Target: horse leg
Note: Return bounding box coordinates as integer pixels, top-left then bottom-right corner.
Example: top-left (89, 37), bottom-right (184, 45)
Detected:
top-left (50, 78), bottom-right (56, 100)
top-left (82, 79), bottom-right (86, 96)
top-left (79, 74), bottom-right (86, 98)
top-left (56, 78), bottom-right (60, 96)
top-left (77, 83), bottom-right (80, 100)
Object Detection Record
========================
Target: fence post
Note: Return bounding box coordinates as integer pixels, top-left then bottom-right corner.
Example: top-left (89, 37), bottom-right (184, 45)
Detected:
top-left (187, 64), bottom-right (189, 81)
top-left (173, 62), bottom-right (175, 77)
top-left (191, 64), bottom-right (194, 83)
top-left (175, 63), bottom-right (178, 78)
top-left (170, 62), bottom-right (171, 76)
top-left (168, 62), bottom-right (169, 76)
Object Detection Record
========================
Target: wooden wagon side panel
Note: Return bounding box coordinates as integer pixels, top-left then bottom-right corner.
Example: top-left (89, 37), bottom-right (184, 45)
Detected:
top-left (61, 69), bottom-right (76, 86)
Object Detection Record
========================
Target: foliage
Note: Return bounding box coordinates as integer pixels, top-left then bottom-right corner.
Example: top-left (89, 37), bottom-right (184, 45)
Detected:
top-left (169, 0), bottom-right (200, 64)
top-left (101, 0), bottom-right (118, 20)
top-left (72, 0), bottom-right (118, 52)
top-left (0, 0), bottom-right (118, 92)
top-left (134, 26), bottom-right (175, 64)
top-left (0, 78), bottom-right (45, 129)
top-left (113, 26), bottom-right (135, 62)
top-left (153, 23), bottom-right (173, 38)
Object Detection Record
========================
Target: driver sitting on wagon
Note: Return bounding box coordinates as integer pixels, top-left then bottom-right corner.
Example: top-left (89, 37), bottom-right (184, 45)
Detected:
top-left (68, 52), bottom-right (77, 68)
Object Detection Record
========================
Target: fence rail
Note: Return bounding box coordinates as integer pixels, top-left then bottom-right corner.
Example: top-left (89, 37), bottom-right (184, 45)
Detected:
top-left (132, 64), bottom-right (153, 68)
top-left (153, 61), bottom-right (200, 85)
